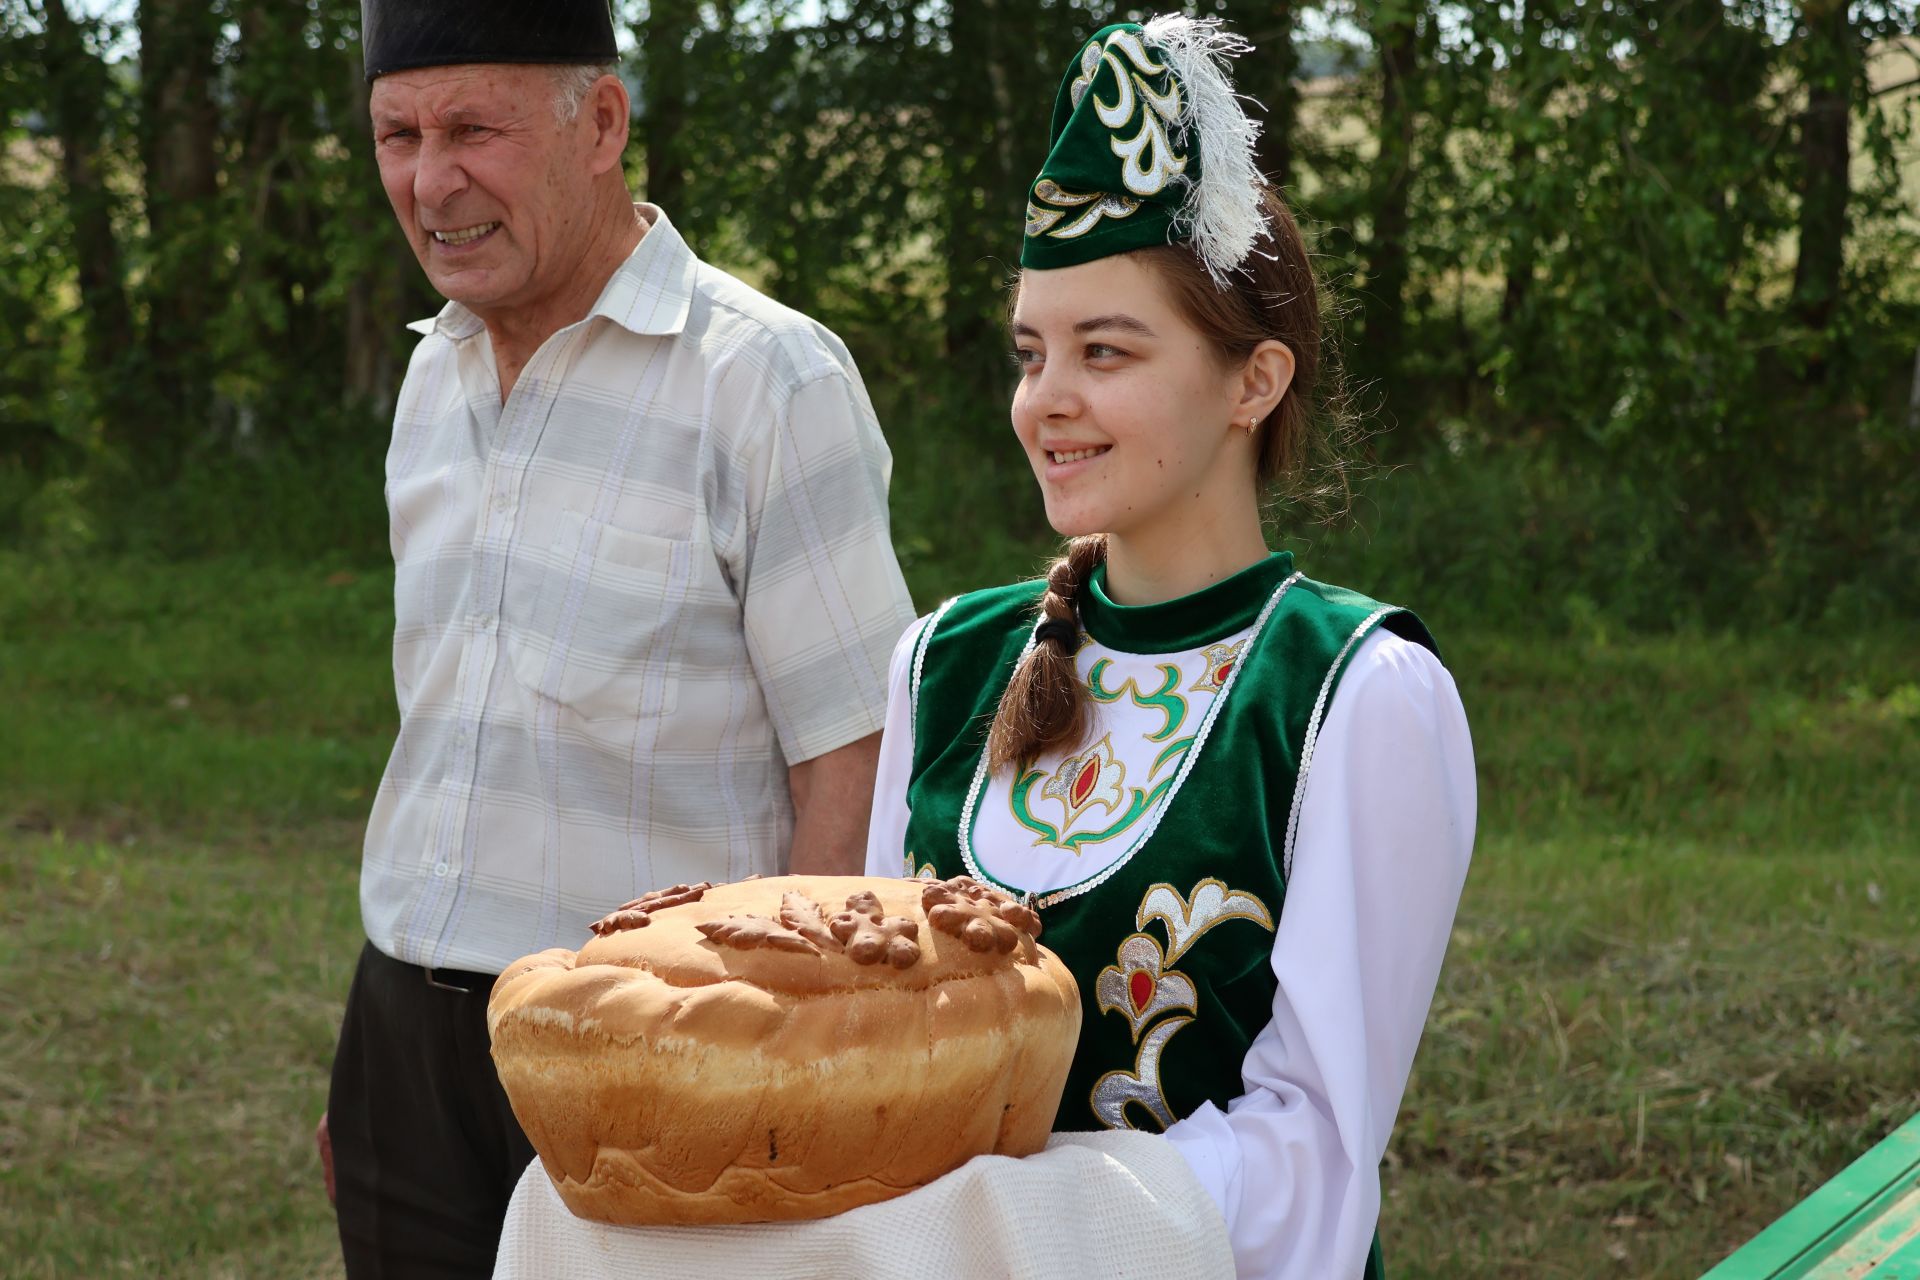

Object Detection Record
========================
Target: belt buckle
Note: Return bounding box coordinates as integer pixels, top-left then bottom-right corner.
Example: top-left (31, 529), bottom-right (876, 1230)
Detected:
top-left (423, 966), bottom-right (473, 993)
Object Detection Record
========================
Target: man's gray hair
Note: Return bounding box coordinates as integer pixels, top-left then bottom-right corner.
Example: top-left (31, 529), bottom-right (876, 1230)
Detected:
top-left (551, 62), bottom-right (619, 124)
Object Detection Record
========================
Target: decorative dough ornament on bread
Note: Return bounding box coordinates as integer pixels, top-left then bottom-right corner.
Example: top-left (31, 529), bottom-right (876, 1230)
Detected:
top-left (487, 874), bottom-right (1081, 1226)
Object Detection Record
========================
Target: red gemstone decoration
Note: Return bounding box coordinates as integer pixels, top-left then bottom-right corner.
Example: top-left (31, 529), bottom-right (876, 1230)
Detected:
top-left (1070, 756), bottom-right (1100, 807)
top-left (1128, 969), bottom-right (1154, 1013)
top-left (1214, 662), bottom-right (1234, 685)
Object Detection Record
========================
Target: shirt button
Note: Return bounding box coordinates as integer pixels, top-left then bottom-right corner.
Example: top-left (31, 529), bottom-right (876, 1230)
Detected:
top-left (492, 492), bottom-right (511, 512)
top-left (434, 862), bottom-right (450, 877)
top-left (476, 614), bottom-right (495, 630)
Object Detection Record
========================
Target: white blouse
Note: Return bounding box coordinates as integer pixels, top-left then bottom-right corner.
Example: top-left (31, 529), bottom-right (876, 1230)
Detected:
top-left (864, 616), bottom-right (1476, 1280)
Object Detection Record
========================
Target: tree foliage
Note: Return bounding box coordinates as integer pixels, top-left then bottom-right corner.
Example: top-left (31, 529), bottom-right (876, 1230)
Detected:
top-left (1, 0), bottom-right (1915, 621)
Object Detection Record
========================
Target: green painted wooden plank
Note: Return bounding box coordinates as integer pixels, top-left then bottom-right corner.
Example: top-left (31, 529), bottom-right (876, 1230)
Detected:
top-left (1817, 1182), bottom-right (1920, 1278)
top-left (1699, 1112), bottom-right (1920, 1279)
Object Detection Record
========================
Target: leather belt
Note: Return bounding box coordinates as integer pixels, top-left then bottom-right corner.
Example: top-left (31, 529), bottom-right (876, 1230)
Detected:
top-left (421, 964), bottom-right (495, 994)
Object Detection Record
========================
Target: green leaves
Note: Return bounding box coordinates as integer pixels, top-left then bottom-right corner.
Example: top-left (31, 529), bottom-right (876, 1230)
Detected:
top-left (0, 0), bottom-right (1912, 615)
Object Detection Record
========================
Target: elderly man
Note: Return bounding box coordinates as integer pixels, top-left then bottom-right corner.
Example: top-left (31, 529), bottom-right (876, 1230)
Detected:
top-left (318, 1), bottom-right (917, 1273)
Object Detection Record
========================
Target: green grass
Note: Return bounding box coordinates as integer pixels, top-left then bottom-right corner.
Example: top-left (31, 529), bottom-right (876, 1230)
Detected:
top-left (0, 829), bottom-right (356, 1278)
top-left (1, 555), bottom-right (395, 834)
top-left (1, 551), bottom-right (1915, 1278)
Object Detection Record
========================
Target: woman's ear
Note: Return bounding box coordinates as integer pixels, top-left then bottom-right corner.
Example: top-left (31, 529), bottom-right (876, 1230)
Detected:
top-left (1235, 339), bottom-right (1296, 428)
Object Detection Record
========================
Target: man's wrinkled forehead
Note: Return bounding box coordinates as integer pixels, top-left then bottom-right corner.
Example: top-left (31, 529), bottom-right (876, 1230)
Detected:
top-left (370, 63), bottom-right (546, 126)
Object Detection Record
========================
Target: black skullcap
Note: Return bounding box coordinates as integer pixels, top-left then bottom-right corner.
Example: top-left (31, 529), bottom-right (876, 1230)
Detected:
top-left (362, 0), bottom-right (618, 82)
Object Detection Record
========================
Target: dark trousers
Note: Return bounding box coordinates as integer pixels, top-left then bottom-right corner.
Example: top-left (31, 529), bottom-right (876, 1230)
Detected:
top-left (328, 940), bottom-right (536, 1279)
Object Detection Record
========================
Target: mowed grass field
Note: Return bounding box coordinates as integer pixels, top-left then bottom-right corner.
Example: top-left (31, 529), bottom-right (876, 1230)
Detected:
top-left (1, 551), bottom-right (1916, 1279)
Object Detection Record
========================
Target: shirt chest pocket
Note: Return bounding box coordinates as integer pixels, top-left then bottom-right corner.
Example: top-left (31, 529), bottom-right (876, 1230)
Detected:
top-left (503, 509), bottom-right (689, 720)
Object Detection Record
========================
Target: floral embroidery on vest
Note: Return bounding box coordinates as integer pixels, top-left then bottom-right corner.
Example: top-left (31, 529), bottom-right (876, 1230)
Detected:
top-left (1090, 878), bottom-right (1276, 1130)
top-left (1002, 660), bottom-right (1203, 856)
top-left (1009, 734), bottom-right (1174, 855)
top-left (1138, 877), bottom-right (1275, 963)
top-left (1095, 933), bottom-right (1198, 1040)
top-left (1088, 659), bottom-right (1188, 741)
top-left (1091, 1016), bottom-right (1189, 1130)
top-left (1042, 734), bottom-right (1128, 825)
top-left (1188, 640), bottom-right (1246, 694)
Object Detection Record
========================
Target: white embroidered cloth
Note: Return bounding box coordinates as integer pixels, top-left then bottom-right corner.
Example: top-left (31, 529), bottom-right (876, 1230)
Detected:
top-left (492, 1131), bottom-right (1235, 1279)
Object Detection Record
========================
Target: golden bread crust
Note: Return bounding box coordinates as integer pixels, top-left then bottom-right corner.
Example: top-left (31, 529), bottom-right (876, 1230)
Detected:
top-left (488, 875), bottom-right (1081, 1225)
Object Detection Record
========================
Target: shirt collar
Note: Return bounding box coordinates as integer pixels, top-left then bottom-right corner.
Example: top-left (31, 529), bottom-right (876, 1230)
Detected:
top-left (404, 204), bottom-right (695, 341)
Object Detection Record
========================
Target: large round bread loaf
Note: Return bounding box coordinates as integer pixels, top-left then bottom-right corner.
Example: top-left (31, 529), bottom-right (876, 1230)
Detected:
top-left (487, 874), bottom-right (1081, 1225)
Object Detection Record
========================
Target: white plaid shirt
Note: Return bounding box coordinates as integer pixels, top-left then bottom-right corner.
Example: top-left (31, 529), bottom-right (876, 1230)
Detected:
top-left (362, 206), bottom-right (917, 974)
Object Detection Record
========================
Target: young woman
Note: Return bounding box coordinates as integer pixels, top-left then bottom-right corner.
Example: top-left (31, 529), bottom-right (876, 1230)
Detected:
top-left (865, 16), bottom-right (1476, 1280)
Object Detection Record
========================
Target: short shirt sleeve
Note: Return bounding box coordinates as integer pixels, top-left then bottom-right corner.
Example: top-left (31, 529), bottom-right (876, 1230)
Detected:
top-left (735, 369), bottom-right (917, 765)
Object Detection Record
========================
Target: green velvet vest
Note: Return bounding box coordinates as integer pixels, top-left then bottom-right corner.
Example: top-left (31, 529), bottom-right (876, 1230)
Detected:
top-left (898, 552), bottom-right (1433, 1280)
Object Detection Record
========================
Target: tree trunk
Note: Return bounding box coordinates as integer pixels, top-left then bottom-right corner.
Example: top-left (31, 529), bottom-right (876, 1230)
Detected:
top-left (1661, 0), bottom-right (1747, 321)
top-left (1223, 0), bottom-right (1299, 188)
top-left (1499, 128), bottom-right (1532, 325)
top-left (1500, 0), bottom-right (1540, 326)
top-left (343, 42), bottom-right (414, 417)
top-left (941, 0), bottom-right (1020, 387)
top-left (137, 0), bottom-right (219, 228)
top-left (135, 0), bottom-right (222, 465)
top-left (1908, 345), bottom-right (1920, 432)
top-left (40, 0), bottom-right (136, 378)
top-left (1363, 1), bottom-right (1418, 382)
top-left (233, 0), bottom-right (314, 407)
top-left (235, 0), bottom-right (291, 209)
top-left (639, 0), bottom-right (694, 214)
top-left (1792, 0), bottom-right (1854, 337)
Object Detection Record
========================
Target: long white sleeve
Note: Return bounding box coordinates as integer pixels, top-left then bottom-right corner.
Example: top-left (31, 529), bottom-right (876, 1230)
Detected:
top-left (1161, 631), bottom-right (1476, 1279)
top-left (863, 615), bottom-right (927, 877)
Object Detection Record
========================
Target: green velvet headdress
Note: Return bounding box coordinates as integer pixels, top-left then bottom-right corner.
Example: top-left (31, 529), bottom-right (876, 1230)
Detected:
top-left (1021, 16), bottom-right (1265, 285)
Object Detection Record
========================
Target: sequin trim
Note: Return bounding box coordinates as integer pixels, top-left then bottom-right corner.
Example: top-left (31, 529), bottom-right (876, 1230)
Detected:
top-left (1281, 606), bottom-right (1395, 883)
top-left (907, 597), bottom-right (960, 746)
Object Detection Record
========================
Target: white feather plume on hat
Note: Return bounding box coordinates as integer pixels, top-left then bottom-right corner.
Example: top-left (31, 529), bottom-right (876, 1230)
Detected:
top-left (1141, 14), bottom-right (1267, 285)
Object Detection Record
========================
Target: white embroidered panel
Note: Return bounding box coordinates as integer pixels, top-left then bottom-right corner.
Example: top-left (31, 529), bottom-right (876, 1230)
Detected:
top-left (968, 623), bottom-right (1256, 896)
